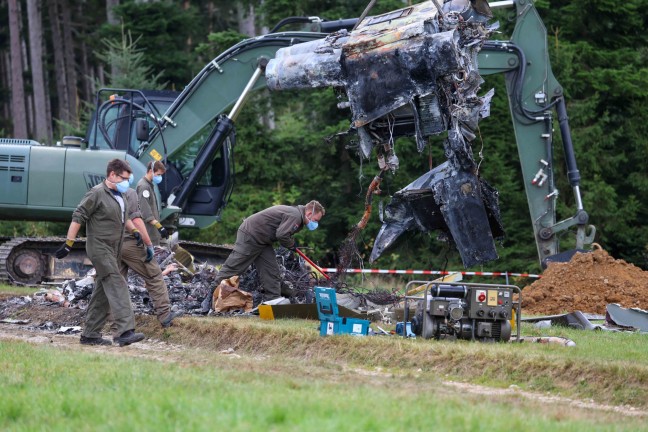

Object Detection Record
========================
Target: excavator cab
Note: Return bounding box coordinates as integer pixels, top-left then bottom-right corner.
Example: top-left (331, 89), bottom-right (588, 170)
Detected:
top-left (85, 88), bottom-right (235, 223)
top-left (85, 89), bottom-right (178, 155)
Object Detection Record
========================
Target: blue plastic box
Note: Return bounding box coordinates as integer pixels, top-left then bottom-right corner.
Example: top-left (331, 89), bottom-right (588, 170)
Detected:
top-left (315, 287), bottom-right (370, 337)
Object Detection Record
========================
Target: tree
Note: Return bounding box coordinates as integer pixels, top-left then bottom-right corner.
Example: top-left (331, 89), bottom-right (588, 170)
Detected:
top-left (7, 0), bottom-right (27, 138)
top-left (95, 27), bottom-right (165, 90)
top-left (47, 0), bottom-right (70, 125)
top-left (26, 0), bottom-right (51, 143)
top-left (60, 0), bottom-right (78, 128)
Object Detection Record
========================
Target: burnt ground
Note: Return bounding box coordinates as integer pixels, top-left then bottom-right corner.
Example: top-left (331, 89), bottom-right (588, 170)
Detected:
top-left (0, 298), bottom-right (86, 330)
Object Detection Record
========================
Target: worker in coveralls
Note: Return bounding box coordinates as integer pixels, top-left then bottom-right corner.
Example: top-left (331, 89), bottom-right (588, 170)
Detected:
top-left (56, 159), bottom-right (145, 347)
top-left (118, 187), bottom-right (180, 328)
top-left (201, 200), bottom-right (326, 312)
top-left (137, 161), bottom-right (169, 246)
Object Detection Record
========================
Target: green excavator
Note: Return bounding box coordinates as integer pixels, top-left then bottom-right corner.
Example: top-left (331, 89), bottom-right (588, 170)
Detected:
top-left (0, 0), bottom-right (594, 284)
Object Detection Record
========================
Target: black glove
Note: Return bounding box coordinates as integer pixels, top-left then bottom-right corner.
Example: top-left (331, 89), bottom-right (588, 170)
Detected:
top-left (145, 245), bottom-right (155, 263)
top-left (132, 229), bottom-right (144, 247)
top-left (55, 240), bottom-right (74, 259)
top-left (155, 222), bottom-right (169, 239)
top-left (289, 241), bottom-right (298, 252)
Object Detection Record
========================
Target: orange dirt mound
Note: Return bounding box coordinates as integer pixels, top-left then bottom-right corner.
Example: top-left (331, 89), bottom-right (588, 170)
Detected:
top-left (522, 249), bottom-right (648, 315)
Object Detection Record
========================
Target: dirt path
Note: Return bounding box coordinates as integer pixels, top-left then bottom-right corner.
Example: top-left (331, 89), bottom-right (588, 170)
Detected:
top-left (1, 322), bottom-right (645, 419)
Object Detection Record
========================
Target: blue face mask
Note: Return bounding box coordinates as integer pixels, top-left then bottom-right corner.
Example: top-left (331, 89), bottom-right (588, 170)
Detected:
top-left (116, 180), bottom-right (130, 193)
top-left (152, 175), bottom-right (163, 185)
top-left (306, 206), bottom-right (319, 231)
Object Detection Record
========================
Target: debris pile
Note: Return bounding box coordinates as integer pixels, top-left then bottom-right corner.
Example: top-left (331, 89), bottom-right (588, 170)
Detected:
top-left (522, 249), bottom-right (648, 315)
top-left (43, 246), bottom-right (322, 317)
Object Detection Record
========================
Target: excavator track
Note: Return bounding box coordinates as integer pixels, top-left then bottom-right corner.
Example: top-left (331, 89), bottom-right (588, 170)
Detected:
top-left (0, 237), bottom-right (65, 285)
top-left (0, 237), bottom-right (233, 285)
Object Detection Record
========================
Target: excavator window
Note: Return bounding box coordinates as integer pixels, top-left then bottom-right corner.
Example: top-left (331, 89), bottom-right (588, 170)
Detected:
top-left (165, 120), bottom-right (234, 217)
top-left (171, 120), bottom-right (230, 188)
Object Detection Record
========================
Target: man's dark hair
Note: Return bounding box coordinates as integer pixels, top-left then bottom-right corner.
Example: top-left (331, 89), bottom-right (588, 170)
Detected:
top-left (106, 159), bottom-right (132, 177)
top-left (147, 160), bottom-right (166, 173)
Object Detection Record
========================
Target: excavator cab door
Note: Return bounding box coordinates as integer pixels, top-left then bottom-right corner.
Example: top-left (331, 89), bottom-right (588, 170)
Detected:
top-left (184, 139), bottom-right (233, 217)
top-left (159, 134), bottom-right (234, 219)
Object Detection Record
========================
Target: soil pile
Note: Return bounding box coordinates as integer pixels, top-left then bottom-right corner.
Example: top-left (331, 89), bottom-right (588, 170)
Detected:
top-left (522, 248), bottom-right (648, 315)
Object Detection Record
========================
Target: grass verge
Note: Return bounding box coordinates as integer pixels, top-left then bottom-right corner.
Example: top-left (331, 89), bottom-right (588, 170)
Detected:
top-left (1, 338), bottom-right (646, 432)
top-left (0, 284), bottom-right (39, 301)
top-left (137, 315), bottom-right (648, 409)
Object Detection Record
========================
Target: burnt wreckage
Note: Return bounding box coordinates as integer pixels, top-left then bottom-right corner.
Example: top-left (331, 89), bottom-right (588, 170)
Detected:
top-left (266, 0), bottom-right (502, 267)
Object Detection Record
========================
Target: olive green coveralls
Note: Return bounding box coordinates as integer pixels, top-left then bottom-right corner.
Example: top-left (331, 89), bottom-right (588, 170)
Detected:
top-left (136, 177), bottom-right (162, 246)
top-left (73, 182), bottom-right (135, 338)
top-left (118, 189), bottom-right (171, 326)
top-left (215, 205), bottom-right (305, 300)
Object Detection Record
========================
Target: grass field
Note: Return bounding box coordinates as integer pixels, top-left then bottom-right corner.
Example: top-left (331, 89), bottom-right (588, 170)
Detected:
top-left (1, 283), bottom-right (647, 431)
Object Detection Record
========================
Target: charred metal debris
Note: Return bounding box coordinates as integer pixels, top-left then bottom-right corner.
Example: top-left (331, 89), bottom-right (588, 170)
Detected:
top-left (267, 0), bottom-right (503, 268)
top-left (12, 247), bottom-right (400, 318)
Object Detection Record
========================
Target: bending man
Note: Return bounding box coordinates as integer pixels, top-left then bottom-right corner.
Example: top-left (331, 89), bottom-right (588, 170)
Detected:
top-left (202, 200), bottom-right (325, 312)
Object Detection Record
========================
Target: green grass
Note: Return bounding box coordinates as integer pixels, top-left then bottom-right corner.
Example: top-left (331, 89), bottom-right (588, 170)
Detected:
top-left (0, 283), bottom-right (38, 297)
top-left (1, 340), bottom-right (646, 432)
top-left (132, 316), bottom-right (648, 409)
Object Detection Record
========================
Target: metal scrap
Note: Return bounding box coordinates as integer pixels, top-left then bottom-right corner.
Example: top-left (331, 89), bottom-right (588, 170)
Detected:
top-left (37, 246), bottom-right (321, 317)
top-left (267, 1), bottom-right (502, 268)
top-left (606, 303), bottom-right (648, 333)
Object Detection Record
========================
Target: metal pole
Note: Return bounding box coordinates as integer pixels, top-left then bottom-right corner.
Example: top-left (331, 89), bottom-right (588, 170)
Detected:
top-left (228, 65), bottom-right (264, 122)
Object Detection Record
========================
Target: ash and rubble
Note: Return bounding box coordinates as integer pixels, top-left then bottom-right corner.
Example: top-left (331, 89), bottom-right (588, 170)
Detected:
top-left (13, 246), bottom-right (388, 318)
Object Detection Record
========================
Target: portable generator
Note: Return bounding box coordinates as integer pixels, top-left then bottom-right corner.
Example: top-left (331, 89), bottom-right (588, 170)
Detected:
top-left (404, 281), bottom-right (521, 342)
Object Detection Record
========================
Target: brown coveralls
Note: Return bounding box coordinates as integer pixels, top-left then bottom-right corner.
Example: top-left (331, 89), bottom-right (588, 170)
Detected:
top-left (118, 189), bottom-right (172, 327)
top-left (73, 182), bottom-right (135, 338)
top-left (216, 205), bottom-right (305, 300)
top-left (136, 177), bottom-right (161, 246)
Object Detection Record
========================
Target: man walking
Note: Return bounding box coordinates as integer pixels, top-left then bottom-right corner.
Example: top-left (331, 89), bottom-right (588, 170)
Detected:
top-left (56, 159), bottom-right (145, 347)
top-left (137, 161), bottom-right (169, 246)
top-left (202, 200), bottom-right (325, 312)
top-left (120, 187), bottom-right (179, 328)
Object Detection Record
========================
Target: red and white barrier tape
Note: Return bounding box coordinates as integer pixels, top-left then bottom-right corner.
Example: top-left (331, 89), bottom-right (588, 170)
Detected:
top-left (320, 268), bottom-right (541, 278)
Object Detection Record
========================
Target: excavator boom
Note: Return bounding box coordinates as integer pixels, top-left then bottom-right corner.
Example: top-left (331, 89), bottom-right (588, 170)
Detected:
top-left (0, 0), bottom-right (594, 284)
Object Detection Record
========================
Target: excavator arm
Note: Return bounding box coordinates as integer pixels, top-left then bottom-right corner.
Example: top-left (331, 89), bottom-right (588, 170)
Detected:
top-left (479, 0), bottom-right (595, 265)
top-left (139, 0), bottom-right (594, 267)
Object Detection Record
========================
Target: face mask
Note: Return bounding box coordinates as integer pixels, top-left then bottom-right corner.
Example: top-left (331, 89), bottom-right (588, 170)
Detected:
top-left (116, 180), bottom-right (130, 193)
top-left (153, 175), bottom-right (163, 185)
top-left (306, 204), bottom-right (319, 231)
top-left (129, 174), bottom-right (134, 185)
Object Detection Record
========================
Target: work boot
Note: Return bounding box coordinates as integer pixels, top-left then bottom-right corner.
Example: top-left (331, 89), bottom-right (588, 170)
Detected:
top-left (114, 330), bottom-right (145, 347)
top-left (280, 281), bottom-right (295, 298)
top-left (79, 335), bottom-right (112, 346)
top-left (161, 311), bottom-right (183, 328)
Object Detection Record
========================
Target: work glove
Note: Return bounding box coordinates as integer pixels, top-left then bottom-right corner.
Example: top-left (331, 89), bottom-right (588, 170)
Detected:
top-left (145, 245), bottom-right (155, 263)
top-left (288, 241), bottom-right (298, 252)
top-left (154, 222), bottom-right (169, 239)
top-left (55, 239), bottom-right (74, 259)
top-left (132, 229), bottom-right (144, 247)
